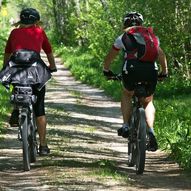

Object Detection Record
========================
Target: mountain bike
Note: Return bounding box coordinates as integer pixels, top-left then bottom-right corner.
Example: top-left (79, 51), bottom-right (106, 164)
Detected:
top-left (127, 82), bottom-right (147, 174)
top-left (109, 74), bottom-right (151, 174)
top-left (10, 85), bottom-right (38, 171)
top-left (109, 72), bottom-right (167, 174)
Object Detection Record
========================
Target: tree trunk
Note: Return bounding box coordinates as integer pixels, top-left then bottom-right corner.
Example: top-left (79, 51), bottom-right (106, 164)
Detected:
top-left (52, 0), bottom-right (70, 43)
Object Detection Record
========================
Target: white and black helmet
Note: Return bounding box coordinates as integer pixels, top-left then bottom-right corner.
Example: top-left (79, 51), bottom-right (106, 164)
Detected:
top-left (20, 8), bottom-right (40, 25)
top-left (123, 12), bottom-right (144, 28)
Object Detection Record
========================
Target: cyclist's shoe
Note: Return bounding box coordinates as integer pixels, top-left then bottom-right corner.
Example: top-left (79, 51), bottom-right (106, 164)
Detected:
top-left (9, 109), bottom-right (19, 127)
top-left (147, 132), bottom-right (158, 152)
top-left (39, 145), bottom-right (50, 156)
top-left (118, 125), bottom-right (129, 138)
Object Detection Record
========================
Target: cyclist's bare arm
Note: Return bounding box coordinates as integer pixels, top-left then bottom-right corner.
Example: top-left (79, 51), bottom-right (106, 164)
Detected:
top-left (46, 52), bottom-right (57, 70)
top-left (103, 47), bottom-right (119, 71)
top-left (157, 47), bottom-right (168, 75)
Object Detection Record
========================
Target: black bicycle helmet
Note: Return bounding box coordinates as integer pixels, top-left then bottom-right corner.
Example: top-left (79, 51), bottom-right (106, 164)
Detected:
top-left (123, 12), bottom-right (144, 28)
top-left (20, 8), bottom-right (40, 25)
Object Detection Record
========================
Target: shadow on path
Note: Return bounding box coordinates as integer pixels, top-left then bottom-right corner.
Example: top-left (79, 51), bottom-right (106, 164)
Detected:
top-left (0, 55), bottom-right (190, 191)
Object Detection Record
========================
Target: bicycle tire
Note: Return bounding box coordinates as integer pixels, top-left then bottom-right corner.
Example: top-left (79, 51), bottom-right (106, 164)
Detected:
top-left (128, 142), bottom-right (136, 167)
top-left (135, 108), bottom-right (147, 175)
top-left (29, 117), bottom-right (37, 163)
top-left (21, 113), bottom-right (30, 171)
top-left (127, 113), bottom-right (137, 167)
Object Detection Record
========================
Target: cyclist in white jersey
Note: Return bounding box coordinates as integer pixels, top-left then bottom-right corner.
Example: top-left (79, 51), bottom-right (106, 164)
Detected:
top-left (103, 12), bottom-right (168, 151)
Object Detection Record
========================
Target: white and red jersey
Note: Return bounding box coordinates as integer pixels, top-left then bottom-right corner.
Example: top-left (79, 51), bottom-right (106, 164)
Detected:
top-left (112, 26), bottom-right (160, 63)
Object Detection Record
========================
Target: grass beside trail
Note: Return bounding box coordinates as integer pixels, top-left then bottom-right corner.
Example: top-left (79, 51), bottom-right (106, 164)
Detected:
top-left (0, 28), bottom-right (12, 134)
top-left (0, 85), bottom-right (11, 134)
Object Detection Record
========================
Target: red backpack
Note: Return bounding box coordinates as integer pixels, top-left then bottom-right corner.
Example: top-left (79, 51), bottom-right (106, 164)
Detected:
top-left (125, 26), bottom-right (159, 62)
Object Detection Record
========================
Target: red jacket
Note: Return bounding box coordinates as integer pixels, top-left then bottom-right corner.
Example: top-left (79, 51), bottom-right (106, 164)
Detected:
top-left (5, 25), bottom-right (52, 54)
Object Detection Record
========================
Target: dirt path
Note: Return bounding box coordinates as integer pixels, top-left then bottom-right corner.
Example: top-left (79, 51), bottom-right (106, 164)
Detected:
top-left (0, 56), bottom-right (190, 191)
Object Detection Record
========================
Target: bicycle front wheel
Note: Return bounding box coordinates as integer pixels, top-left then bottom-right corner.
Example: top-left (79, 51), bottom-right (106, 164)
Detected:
top-left (135, 108), bottom-right (147, 175)
top-left (127, 114), bottom-right (136, 167)
top-left (21, 114), bottom-right (30, 171)
top-left (128, 142), bottom-right (136, 167)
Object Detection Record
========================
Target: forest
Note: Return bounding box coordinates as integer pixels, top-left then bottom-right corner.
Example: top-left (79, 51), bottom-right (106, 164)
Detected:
top-left (0, 0), bottom-right (190, 169)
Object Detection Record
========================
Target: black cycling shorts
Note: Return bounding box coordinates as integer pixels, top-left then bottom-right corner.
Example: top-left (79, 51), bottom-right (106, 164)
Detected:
top-left (33, 86), bottom-right (46, 117)
top-left (122, 60), bottom-right (158, 96)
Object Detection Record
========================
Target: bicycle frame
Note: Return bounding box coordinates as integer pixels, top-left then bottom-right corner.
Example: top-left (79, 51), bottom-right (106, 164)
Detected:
top-left (108, 73), bottom-right (163, 174)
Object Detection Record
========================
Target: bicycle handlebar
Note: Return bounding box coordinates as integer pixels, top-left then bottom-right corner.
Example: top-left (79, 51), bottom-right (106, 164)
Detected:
top-left (158, 73), bottom-right (168, 78)
top-left (106, 73), bottom-right (122, 81)
top-left (107, 72), bottom-right (168, 82)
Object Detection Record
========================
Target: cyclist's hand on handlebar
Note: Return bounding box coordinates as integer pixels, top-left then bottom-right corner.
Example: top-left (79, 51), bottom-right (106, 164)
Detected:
top-left (49, 67), bottom-right (57, 73)
top-left (158, 72), bottom-right (168, 81)
top-left (103, 69), bottom-right (116, 80)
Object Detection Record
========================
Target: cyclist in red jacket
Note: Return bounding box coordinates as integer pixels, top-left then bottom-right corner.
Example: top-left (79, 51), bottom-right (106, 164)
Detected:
top-left (3, 8), bottom-right (57, 155)
top-left (103, 12), bottom-right (168, 151)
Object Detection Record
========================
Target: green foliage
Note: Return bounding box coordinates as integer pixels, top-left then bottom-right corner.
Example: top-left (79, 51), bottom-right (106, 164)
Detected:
top-left (0, 86), bottom-right (11, 133)
top-left (0, 25), bottom-right (10, 131)
top-left (155, 94), bottom-right (191, 169)
top-left (0, 6), bottom-right (10, 50)
top-left (93, 159), bottom-right (125, 180)
top-left (0, 3), bottom-right (14, 133)
top-left (79, 1), bottom-right (120, 60)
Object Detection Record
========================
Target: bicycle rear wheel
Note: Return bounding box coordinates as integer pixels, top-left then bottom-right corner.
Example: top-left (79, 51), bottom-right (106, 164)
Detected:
top-left (29, 117), bottom-right (37, 163)
top-left (135, 108), bottom-right (147, 175)
top-left (21, 114), bottom-right (30, 171)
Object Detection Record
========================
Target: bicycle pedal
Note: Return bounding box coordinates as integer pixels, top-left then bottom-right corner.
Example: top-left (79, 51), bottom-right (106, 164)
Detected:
top-left (18, 137), bottom-right (22, 141)
top-left (18, 133), bottom-right (22, 141)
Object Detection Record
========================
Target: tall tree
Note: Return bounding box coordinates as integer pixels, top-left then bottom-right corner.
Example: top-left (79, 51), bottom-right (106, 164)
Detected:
top-left (52, 0), bottom-right (75, 44)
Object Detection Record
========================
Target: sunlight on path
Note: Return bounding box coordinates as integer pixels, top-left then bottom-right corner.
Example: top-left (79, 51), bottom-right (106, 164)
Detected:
top-left (0, 55), bottom-right (190, 191)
